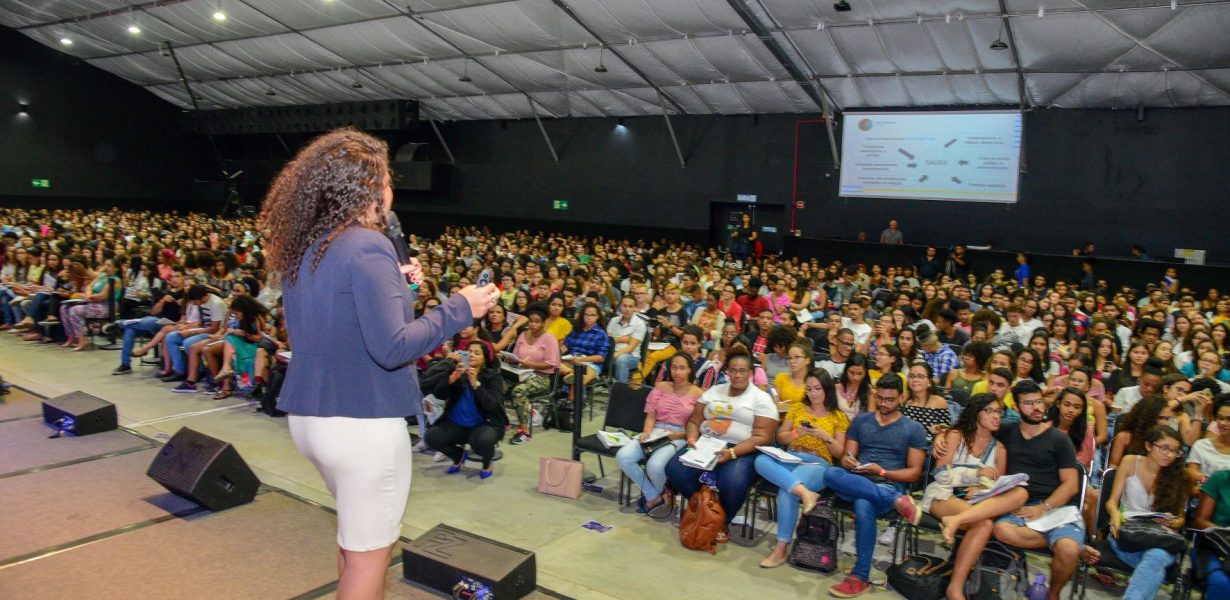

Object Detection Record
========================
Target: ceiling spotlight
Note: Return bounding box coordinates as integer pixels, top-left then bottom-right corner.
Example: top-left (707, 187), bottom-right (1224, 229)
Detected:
top-left (833, 1), bottom-right (852, 12)
top-left (128, 25), bottom-right (141, 34)
top-left (265, 89), bottom-right (276, 96)
top-left (594, 46), bottom-right (608, 73)
top-left (459, 59), bottom-right (472, 83)
top-left (59, 37), bottom-right (73, 46)
top-left (213, 10), bottom-right (227, 21)
top-left (351, 80), bottom-right (363, 88)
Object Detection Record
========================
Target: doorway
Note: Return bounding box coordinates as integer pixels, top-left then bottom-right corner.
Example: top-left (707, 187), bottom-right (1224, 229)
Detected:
top-left (709, 202), bottom-right (785, 256)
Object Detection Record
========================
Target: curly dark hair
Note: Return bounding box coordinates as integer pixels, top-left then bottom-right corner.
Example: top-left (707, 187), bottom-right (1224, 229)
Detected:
top-left (1117, 394), bottom-right (1169, 457)
top-left (1142, 425), bottom-right (1189, 517)
top-left (952, 392), bottom-right (1002, 455)
top-left (259, 128), bottom-right (390, 284)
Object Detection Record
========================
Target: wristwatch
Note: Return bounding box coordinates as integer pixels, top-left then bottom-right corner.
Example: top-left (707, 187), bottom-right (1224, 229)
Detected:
top-left (1042, 501), bottom-right (1053, 511)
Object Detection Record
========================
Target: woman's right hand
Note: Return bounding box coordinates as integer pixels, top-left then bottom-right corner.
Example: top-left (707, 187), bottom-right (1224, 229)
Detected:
top-left (1109, 518), bottom-right (1120, 538)
top-left (977, 466), bottom-right (999, 480)
top-left (458, 284), bottom-right (500, 318)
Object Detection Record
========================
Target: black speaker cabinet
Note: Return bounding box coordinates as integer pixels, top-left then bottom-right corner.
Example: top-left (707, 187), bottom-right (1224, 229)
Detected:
top-left (147, 427), bottom-right (259, 511)
top-left (42, 391), bottom-right (117, 436)
top-left (403, 524), bottom-right (536, 599)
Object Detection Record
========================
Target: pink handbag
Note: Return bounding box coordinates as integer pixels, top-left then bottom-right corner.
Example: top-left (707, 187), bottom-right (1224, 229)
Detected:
top-left (537, 456), bottom-right (583, 499)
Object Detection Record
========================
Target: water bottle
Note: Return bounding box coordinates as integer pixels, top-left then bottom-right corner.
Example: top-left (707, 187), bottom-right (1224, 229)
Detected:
top-left (1025, 574), bottom-right (1048, 600)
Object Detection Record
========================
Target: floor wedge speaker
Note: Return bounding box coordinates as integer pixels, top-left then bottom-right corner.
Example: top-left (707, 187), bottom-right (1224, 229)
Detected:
top-left (403, 524), bottom-right (536, 599)
top-left (42, 391), bottom-right (117, 436)
top-left (147, 427), bottom-right (259, 511)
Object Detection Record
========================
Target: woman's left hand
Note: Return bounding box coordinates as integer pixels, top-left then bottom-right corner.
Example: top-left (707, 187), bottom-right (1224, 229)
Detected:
top-left (399, 258), bottom-right (423, 284)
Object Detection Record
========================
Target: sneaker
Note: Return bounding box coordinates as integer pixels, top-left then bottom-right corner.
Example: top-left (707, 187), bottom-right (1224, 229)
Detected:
top-left (171, 381), bottom-right (197, 393)
top-left (878, 526), bottom-right (897, 546)
top-left (829, 575), bottom-right (870, 598)
top-left (102, 321), bottom-right (118, 335)
top-left (37, 318), bottom-right (59, 327)
top-left (432, 452), bottom-right (448, 462)
top-left (200, 381), bottom-right (220, 394)
top-left (894, 494), bottom-right (921, 526)
top-left (509, 432), bottom-right (530, 445)
top-left (111, 365), bottom-right (132, 375)
top-left (159, 371), bottom-right (185, 383)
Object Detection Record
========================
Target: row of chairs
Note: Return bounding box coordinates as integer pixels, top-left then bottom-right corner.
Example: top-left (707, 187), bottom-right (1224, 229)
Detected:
top-left (573, 382), bottom-right (1213, 598)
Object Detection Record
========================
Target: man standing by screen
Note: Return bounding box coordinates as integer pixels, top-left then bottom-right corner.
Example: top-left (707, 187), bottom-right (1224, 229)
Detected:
top-left (879, 220), bottom-right (903, 244)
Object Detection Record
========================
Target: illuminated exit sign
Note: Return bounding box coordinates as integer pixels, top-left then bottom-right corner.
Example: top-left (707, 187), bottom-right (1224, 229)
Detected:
top-left (31, 178), bottom-right (50, 188)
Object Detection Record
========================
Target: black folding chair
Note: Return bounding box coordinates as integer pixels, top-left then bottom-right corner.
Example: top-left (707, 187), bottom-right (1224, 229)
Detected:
top-left (572, 382), bottom-right (651, 504)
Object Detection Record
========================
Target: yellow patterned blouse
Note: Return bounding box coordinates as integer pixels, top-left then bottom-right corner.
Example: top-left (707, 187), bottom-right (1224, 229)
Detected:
top-left (783, 403), bottom-right (850, 463)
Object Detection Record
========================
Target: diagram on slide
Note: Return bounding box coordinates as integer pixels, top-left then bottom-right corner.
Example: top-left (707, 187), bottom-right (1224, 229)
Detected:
top-left (839, 111), bottom-right (1022, 203)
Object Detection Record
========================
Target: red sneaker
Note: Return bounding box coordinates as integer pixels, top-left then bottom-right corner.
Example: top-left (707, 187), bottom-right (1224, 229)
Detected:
top-left (894, 494), bottom-right (921, 526)
top-left (829, 576), bottom-right (870, 598)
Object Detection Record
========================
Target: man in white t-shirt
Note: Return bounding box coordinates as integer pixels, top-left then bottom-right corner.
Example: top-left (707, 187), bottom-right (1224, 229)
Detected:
top-left (161, 285), bottom-right (225, 384)
top-left (606, 297), bottom-right (646, 383)
top-left (1111, 360), bottom-right (1164, 414)
top-left (842, 299), bottom-right (873, 347)
top-left (995, 303), bottom-right (1036, 350)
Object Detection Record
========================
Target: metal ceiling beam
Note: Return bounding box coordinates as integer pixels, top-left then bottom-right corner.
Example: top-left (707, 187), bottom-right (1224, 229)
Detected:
top-left (729, 0), bottom-right (840, 168)
top-left (725, 0), bottom-right (831, 111)
top-left (548, 0), bottom-right (687, 115)
top-left (378, 0), bottom-right (562, 120)
top-left (997, 0), bottom-right (1028, 111)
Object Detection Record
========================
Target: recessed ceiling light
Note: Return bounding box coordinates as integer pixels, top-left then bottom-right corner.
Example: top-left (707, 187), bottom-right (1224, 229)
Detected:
top-left (351, 81), bottom-right (363, 88)
top-left (213, 10), bottom-right (227, 21)
top-left (60, 37), bottom-right (73, 46)
top-left (265, 90), bottom-right (276, 96)
top-left (128, 25), bottom-right (141, 34)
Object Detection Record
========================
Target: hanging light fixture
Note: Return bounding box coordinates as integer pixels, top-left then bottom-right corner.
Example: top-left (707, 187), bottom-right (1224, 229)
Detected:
top-left (458, 58), bottom-right (472, 83)
top-left (990, 19), bottom-right (1008, 50)
top-left (594, 46), bottom-right (608, 73)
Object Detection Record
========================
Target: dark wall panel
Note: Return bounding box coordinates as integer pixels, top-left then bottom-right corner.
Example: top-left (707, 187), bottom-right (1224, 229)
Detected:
top-left (0, 27), bottom-right (209, 205)
top-left (426, 108), bottom-right (1230, 262)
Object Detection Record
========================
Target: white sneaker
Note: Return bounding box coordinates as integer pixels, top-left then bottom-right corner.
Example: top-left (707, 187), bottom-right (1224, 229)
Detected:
top-left (878, 526), bottom-right (897, 546)
top-left (432, 451), bottom-right (448, 462)
top-left (412, 441), bottom-right (428, 452)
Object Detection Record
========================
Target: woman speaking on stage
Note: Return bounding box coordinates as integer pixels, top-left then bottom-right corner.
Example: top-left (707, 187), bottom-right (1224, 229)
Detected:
top-left (260, 128), bottom-right (498, 599)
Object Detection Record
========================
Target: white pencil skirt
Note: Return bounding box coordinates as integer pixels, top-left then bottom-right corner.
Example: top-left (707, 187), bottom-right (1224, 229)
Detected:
top-left (288, 415), bottom-right (412, 552)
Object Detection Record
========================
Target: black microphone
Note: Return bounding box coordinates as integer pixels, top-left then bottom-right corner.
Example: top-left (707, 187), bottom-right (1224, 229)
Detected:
top-left (384, 210), bottom-right (411, 266)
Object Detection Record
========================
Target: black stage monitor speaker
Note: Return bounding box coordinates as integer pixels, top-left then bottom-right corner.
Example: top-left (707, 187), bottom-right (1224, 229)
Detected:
top-left (403, 524), bottom-right (536, 599)
top-left (42, 391), bottom-right (117, 436)
top-left (147, 427), bottom-right (259, 511)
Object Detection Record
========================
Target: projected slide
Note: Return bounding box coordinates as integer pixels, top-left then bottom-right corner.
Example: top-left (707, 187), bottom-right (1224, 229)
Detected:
top-left (839, 111), bottom-right (1022, 203)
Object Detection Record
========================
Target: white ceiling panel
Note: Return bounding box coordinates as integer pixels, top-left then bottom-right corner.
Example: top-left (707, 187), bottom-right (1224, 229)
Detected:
top-left (7, 0), bottom-right (1230, 117)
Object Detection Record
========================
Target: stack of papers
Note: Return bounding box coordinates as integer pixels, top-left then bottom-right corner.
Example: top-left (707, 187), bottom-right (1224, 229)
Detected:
top-left (967, 473), bottom-right (1029, 505)
top-left (648, 342), bottom-right (671, 351)
top-left (498, 351), bottom-right (520, 364)
top-left (641, 429), bottom-right (674, 445)
top-left (679, 436), bottom-right (727, 471)
top-left (597, 431), bottom-right (634, 448)
top-left (756, 446), bottom-right (802, 463)
top-left (1123, 510), bottom-right (1177, 520)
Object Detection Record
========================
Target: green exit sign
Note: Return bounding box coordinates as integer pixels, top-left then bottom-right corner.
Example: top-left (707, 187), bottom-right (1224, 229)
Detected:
top-left (552, 199), bottom-right (569, 210)
top-left (31, 178), bottom-right (50, 188)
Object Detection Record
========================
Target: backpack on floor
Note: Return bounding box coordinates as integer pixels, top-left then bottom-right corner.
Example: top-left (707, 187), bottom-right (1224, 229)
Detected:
top-left (965, 540), bottom-right (1027, 600)
top-left (679, 485), bottom-right (725, 554)
top-left (788, 499), bottom-right (839, 572)
top-left (886, 554), bottom-right (951, 600)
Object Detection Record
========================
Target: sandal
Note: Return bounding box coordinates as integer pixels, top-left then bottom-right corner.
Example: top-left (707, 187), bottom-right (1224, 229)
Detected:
top-left (212, 390), bottom-right (232, 400)
top-left (715, 528), bottom-right (730, 544)
top-left (131, 347), bottom-right (149, 357)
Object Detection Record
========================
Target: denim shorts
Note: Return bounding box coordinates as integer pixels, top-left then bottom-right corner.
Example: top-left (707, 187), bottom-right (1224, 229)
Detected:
top-left (995, 504), bottom-right (1085, 548)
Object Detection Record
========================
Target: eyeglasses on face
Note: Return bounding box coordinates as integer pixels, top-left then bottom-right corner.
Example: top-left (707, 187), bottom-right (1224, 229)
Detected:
top-left (1150, 443), bottom-right (1181, 456)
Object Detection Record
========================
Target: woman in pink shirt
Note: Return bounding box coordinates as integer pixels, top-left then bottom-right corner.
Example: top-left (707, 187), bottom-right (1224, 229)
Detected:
top-left (507, 306), bottom-right (560, 445)
top-left (616, 352), bottom-right (702, 517)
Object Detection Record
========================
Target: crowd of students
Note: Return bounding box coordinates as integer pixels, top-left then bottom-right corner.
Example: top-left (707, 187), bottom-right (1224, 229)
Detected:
top-left (3, 207), bottom-right (1230, 598)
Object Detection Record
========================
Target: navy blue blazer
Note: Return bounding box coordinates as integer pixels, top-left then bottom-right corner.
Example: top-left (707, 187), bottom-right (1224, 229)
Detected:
top-left (280, 226), bottom-right (472, 418)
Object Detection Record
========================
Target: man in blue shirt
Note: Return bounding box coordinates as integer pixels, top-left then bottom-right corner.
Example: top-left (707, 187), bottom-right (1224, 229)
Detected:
top-left (823, 373), bottom-right (927, 597)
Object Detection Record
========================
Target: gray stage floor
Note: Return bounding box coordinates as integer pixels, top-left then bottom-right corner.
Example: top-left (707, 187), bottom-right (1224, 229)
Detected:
top-left (0, 335), bottom-right (1143, 599)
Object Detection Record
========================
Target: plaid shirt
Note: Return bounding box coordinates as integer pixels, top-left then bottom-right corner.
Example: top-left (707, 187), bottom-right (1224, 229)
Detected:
top-left (921, 345), bottom-right (960, 382)
top-left (564, 324), bottom-right (611, 361)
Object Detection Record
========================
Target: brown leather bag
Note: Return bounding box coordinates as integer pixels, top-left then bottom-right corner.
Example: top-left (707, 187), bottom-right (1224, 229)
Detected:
top-left (679, 486), bottom-right (725, 553)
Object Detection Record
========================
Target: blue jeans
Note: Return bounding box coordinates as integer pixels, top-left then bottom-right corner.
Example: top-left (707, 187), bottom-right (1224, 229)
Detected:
top-left (24, 292), bottom-right (51, 322)
top-left (0, 287), bottom-right (15, 324)
top-left (616, 435), bottom-right (687, 501)
top-left (1198, 549), bottom-right (1230, 598)
top-left (823, 467), bottom-right (904, 582)
top-left (1109, 536), bottom-right (1175, 600)
top-left (611, 353), bottom-right (640, 384)
top-left (119, 317), bottom-right (164, 367)
top-left (754, 451), bottom-right (830, 543)
top-left (665, 445), bottom-right (758, 525)
top-left (164, 331), bottom-right (211, 373)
